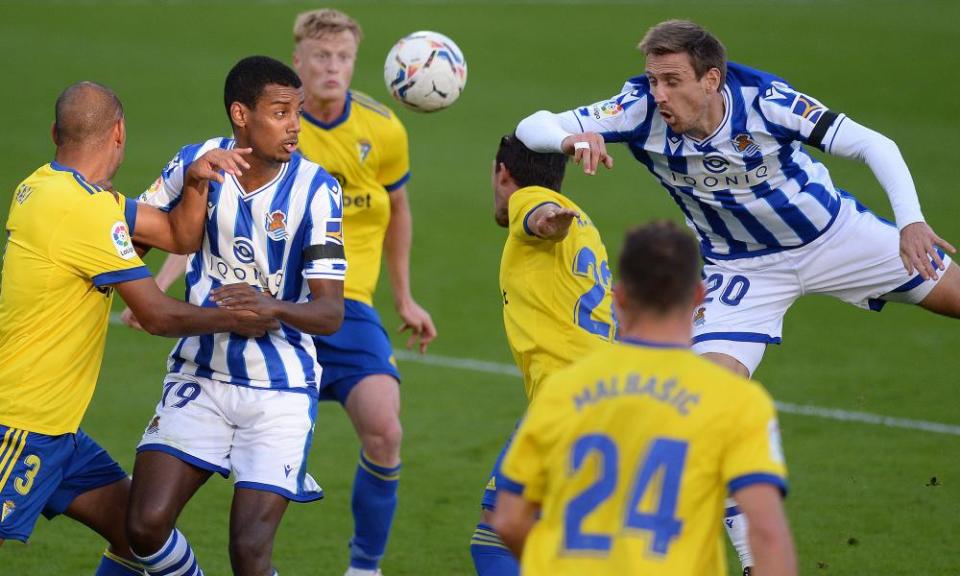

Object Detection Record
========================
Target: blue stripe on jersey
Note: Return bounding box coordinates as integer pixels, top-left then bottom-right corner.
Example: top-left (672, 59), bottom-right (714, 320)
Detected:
top-left (282, 324), bottom-right (316, 383)
top-left (191, 277), bottom-right (222, 380)
top-left (226, 334), bottom-right (250, 382)
top-left (267, 154), bottom-right (301, 275)
top-left (254, 334), bottom-right (288, 387)
top-left (205, 181), bottom-right (222, 258)
top-left (124, 199), bottom-right (138, 235)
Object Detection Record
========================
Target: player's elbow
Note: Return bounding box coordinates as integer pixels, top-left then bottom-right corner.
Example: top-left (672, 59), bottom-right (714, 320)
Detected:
top-left (516, 110), bottom-right (560, 151)
top-left (310, 301), bottom-right (344, 336)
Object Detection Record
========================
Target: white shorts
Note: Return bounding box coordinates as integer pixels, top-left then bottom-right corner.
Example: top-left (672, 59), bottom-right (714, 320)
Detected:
top-left (691, 195), bottom-right (950, 374)
top-left (137, 375), bottom-right (322, 502)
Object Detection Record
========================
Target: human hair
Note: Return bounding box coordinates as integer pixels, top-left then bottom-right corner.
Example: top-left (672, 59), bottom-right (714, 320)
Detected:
top-left (223, 56), bottom-right (302, 120)
top-left (638, 20), bottom-right (727, 86)
top-left (53, 81), bottom-right (124, 147)
top-left (495, 134), bottom-right (567, 192)
top-left (293, 8), bottom-right (363, 44)
top-left (618, 220), bottom-right (701, 314)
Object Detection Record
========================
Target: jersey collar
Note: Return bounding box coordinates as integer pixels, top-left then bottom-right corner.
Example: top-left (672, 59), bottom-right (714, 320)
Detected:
top-left (50, 160), bottom-right (103, 193)
top-left (619, 336), bottom-right (689, 350)
top-left (301, 91), bottom-right (352, 130)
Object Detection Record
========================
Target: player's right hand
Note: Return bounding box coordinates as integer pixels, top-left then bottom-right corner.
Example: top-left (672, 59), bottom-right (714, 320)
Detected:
top-left (185, 148), bottom-right (253, 186)
top-left (899, 222), bottom-right (957, 281)
top-left (230, 309), bottom-right (280, 338)
top-left (561, 133), bottom-right (613, 176)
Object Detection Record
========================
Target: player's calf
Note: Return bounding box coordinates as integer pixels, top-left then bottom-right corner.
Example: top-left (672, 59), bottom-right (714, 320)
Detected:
top-left (228, 488), bottom-right (288, 576)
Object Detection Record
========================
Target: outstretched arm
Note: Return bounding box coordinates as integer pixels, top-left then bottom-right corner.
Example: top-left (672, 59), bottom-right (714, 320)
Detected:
top-left (120, 253), bottom-right (189, 330)
top-left (132, 148), bottom-right (251, 254)
top-left (827, 117), bottom-right (956, 279)
top-left (384, 186), bottom-right (437, 353)
top-left (516, 110), bottom-right (614, 176)
top-left (525, 203), bottom-right (580, 241)
top-left (115, 277), bottom-right (276, 338)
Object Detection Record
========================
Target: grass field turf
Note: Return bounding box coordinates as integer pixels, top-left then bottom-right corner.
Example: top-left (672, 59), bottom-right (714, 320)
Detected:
top-left (1, 1), bottom-right (958, 574)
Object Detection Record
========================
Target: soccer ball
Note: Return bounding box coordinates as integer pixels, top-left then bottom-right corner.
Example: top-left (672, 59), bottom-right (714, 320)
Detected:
top-left (384, 31), bottom-right (467, 112)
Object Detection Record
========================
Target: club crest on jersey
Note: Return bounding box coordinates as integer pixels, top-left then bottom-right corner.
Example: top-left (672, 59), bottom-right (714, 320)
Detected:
top-left (358, 139), bottom-right (372, 163)
top-left (146, 416), bottom-right (161, 435)
top-left (2, 500), bottom-right (14, 523)
top-left (732, 133), bottom-right (761, 156)
top-left (693, 306), bottom-right (706, 327)
top-left (15, 184), bottom-right (32, 204)
top-left (265, 210), bottom-right (288, 241)
top-left (111, 221), bottom-right (136, 260)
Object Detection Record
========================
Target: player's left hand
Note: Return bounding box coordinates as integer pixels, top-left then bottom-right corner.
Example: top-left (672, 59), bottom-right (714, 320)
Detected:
top-left (899, 222), bottom-right (957, 281)
top-left (210, 283), bottom-right (279, 317)
top-left (397, 298), bottom-right (437, 354)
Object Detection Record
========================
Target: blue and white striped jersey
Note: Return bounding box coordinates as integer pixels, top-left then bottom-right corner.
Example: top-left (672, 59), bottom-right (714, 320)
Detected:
top-left (139, 137), bottom-right (346, 392)
top-left (564, 62), bottom-right (848, 260)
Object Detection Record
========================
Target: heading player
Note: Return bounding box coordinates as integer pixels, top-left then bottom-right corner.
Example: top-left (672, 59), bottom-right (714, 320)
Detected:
top-left (470, 135), bottom-right (615, 576)
top-left (0, 81), bottom-right (270, 572)
top-left (492, 221), bottom-right (797, 576)
top-left (516, 19), bottom-right (960, 572)
top-left (124, 56), bottom-right (346, 576)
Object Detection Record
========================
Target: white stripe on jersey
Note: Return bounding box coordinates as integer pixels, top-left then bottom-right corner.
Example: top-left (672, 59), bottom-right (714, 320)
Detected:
top-left (564, 62), bottom-right (846, 260)
top-left (139, 137), bottom-right (346, 391)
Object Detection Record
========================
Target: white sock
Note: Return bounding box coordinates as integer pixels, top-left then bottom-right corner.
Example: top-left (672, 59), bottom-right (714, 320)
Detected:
top-left (724, 497), bottom-right (753, 568)
top-left (134, 528), bottom-right (204, 576)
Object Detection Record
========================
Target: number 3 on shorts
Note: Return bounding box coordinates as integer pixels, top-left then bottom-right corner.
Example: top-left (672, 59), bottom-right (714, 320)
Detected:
top-left (703, 273), bottom-right (750, 306)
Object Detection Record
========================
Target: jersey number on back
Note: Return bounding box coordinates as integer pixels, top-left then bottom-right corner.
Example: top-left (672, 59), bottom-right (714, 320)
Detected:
top-left (572, 247), bottom-right (615, 340)
top-left (564, 434), bottom-right (688, 556)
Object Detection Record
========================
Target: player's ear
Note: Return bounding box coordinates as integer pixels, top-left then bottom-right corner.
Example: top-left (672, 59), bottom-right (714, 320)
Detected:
top-left (612, 282), bottom-right (629, 322)
top-left (230, 102), bottom-right (248, 128)
top-left (50, 121), bottom-right (60, 147)
top-left (115, 117), bottom-right (126, 147)
top-left (704, 67), bottom-right (722, 93)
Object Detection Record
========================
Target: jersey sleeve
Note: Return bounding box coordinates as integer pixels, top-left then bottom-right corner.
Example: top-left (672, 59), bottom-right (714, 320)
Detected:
top-left (377, 115), bottom-right (411, 192)
top-left (498, 384), bottom-right (568, 503)
top-left (51, 192), bottom-right (150, 287)
top-left (302, 173), bottom-right (348, 281)
top-left (756, 80), bottom-right (844, 149)
top-left (722, 382), bottom-right (789, 497)
top-left (507, 188), bottom-right (562, 242)
top-left (565, 78), bottom-right (653, 143)
top-left (137, 142), bottom-right (214, 211)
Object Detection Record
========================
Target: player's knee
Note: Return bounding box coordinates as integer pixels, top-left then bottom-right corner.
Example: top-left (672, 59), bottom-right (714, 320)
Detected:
top-left (229, 525), bottom-right (274, 573)
top-left (126, 502), bottom-right (176, 552)
top-left (361, 419), bottom-right (403, 464)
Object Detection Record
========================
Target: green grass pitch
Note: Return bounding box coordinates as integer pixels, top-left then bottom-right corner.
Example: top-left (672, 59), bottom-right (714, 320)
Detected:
top-left (1, 1), bottom-right (958, 574)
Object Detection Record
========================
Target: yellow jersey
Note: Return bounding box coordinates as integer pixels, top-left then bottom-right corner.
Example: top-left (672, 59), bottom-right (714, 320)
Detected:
top-left (499, 186), bottom-right (614, 400)
top-left (0, 162), bottom-right (149, 436)
top-left (298, 90), bottom-right (410, 306)
top-left (499, 340), bottom-right (787, 576)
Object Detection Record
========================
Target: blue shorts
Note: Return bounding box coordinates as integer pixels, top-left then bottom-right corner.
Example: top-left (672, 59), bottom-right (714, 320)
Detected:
top-left (0, 425), bottom-right (126, 542)
top-left (315, 299), bottom-right (401, 405)
top-left (481, 428), bottom-right (517, 511)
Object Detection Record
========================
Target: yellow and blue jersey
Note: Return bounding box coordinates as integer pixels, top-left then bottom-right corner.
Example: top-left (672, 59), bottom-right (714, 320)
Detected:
top-left (0, 162), bottom-right (149, 436)
top-left (499, 186), bottom-right (614, 400)
top-left (298, 90), bottom-right (410, 306)
top-left (499, 340), bottom-right (787, 576)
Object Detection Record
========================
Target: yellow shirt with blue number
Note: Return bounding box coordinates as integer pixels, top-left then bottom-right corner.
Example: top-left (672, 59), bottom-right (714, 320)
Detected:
top-left (499, 341), bottom-right (788, 576)
top-left (297, 90), bottom-right (410, 306)
top-left (500, 186), bottom-right (614, 401)
top-left (0, 162), bottom-right (149, 436)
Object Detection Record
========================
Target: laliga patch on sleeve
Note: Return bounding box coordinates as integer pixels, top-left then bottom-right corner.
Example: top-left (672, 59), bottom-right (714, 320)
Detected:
top-left (111, 221), bottom-right (136, 260)
top-left (767, 418), bottom-right (785, 465)
top-left (591, 99), bottom-right (624, 120)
